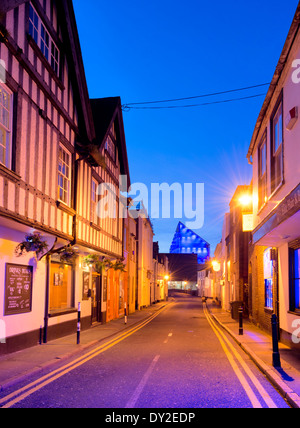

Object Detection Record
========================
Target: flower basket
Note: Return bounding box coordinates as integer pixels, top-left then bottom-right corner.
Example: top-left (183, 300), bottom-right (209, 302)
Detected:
top-left (83, 255), bottom-right (112, 273)
top-left (59, 246), bottom-right (78, 264)
top-left (15, 233), bottom-right (49, 258)
top-left (111, 259), bottom-right (126, 272)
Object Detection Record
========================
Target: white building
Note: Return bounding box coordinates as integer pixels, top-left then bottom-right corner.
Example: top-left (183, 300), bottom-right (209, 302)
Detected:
top-left (247, 3), bottom-right (300, 348)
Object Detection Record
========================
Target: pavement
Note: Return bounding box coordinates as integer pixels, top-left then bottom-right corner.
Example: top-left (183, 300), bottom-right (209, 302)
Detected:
top-left (0, 297), bottom-right (300, 408)
top-left (206, 301), bottom-right (300, 409)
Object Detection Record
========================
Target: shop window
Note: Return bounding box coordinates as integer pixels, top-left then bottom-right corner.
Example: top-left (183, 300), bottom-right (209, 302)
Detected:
top-left (264, 248), bottom-right (274, 310)
top-left (50, 262), bottom-right (74, 312)
top-left (290, 247), bottom-right (300, 312)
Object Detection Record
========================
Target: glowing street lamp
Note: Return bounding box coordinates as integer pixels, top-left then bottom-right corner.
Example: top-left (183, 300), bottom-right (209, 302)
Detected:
top-left (239, 194), bottom-right (253, 207)
top-left (212, 260), bottom-right (221, 272)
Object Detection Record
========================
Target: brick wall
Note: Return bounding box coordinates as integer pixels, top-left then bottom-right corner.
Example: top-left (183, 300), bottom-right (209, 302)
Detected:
top-left (249, 244), bottom-right (276, 334)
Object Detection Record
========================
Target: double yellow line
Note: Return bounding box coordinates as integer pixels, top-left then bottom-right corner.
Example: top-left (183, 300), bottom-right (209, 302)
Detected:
top-left (203, 305), bottom-right (277, 409)
top-left (0, 305), bottom-right (168, 409)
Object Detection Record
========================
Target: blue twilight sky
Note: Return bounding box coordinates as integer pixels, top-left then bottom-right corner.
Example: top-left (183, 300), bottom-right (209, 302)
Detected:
top-left (73, 0), bottom-right (299, 254)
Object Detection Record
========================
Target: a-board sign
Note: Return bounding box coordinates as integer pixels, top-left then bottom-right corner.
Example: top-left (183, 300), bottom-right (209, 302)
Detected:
top-left (4, 264), bottom-right (33, 316)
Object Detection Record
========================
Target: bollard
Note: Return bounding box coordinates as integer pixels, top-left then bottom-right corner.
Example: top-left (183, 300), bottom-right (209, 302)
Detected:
top-left (271, 314), bottom-right (281, 368)
top-left (39, 326), bottom-right (43, 345)
top-left (77, 302), bottom-right (81, 345)
top-left (239, 306), bottom-right (244, 336)
top-left (124, 302), bottom-right (128, 325)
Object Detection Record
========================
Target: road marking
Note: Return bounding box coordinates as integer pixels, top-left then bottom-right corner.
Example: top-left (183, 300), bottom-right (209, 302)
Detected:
top-left (204, 307), bottom-right (262, 408)
top-left (204, 307), bottom-right (277, 409)
top-left (0, 305), bottom-right (169, 409)
top-left (125, 355), bottom-right (160, 408)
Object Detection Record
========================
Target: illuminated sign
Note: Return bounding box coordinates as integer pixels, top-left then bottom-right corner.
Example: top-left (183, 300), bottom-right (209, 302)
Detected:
top-left (264, 248), bottom-right (274, 280)
top-left (243, 214), bottom-right (254, 232)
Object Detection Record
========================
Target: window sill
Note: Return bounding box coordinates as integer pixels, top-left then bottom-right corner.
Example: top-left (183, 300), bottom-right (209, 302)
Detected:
top-left (288, 310), bottom-right (300, 317)
top-left (56, 200), bottom-right (76, 216)
top-left (264, 307), bottom-right (274, 314)
top-left (49, 308), bottom-right (77, 318)
top-left (0, 164), bottom-right (21, 183)
top-left (257, 201), bottom-right (268, 216)
top-left (270, 179), bottom-right (285, 201)
top-left (90, 222), bottom-right (101, 232)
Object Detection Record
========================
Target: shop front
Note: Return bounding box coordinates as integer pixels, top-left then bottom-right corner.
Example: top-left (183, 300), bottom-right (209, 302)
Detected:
top-left (252, 184), bottom-right (300, 348)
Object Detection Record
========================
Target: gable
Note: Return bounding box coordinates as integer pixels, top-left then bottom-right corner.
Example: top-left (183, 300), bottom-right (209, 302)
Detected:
top-left (90, 97), bottom-right (130, 185)
top-left (170, 222), bottom-right (210, 264)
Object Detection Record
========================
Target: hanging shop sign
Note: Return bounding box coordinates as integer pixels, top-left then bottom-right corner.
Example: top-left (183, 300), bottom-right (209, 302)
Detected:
top-left (4, 264), bottom-right (33, 316)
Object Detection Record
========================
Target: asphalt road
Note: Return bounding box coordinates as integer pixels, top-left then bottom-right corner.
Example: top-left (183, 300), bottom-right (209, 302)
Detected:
top-left (0, 293), bottom-right (291, 409)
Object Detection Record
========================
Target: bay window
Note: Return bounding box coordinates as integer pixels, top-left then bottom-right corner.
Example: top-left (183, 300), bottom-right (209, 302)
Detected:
top-left (271, 98), bottom-right (284, 193)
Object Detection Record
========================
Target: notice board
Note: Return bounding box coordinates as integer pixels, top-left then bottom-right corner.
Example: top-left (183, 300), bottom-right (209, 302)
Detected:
top-left (4, 264), bottom-right (33, 315)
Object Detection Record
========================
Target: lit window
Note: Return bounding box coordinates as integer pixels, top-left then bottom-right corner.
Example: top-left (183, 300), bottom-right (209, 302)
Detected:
top-left (290, 247), bottom-right (300, 312)
top-left (50, 262), bottom-right (74, 312)
top-left (294, 249), bottom-right (300, 310)
top-left (58, 146), bottom-right (71, 205)
top-left (264, 248), bottom-right (274, 310)
top-left (0, 84), bottom-right (13, 169)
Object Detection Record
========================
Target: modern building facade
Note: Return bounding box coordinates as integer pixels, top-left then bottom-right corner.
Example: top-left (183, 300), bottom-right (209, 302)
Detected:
top-left (170, 222), bottom-right (210, 264)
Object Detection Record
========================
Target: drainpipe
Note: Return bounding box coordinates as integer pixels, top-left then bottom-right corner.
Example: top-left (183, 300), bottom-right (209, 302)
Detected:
top-left (43, 254), bottom-right (51, 344)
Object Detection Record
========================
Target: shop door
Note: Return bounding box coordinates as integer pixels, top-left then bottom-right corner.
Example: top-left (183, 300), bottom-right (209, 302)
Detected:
top-left (91, 275), bottom-right (101, 324)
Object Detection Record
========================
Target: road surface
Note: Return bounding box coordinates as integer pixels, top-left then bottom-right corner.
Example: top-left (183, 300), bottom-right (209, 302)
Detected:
top-left (0, 293), bottom-right (290, 409)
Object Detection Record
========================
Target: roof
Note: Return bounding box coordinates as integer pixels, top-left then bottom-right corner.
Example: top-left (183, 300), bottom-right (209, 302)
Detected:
top-left (247, 3), bottom-right (300, 160)
top-left (90, 97), bottom-right (131, 185)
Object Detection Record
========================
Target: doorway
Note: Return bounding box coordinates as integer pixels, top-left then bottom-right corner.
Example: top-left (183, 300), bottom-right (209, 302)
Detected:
top-left (91, 274), bottom-right (101, 324)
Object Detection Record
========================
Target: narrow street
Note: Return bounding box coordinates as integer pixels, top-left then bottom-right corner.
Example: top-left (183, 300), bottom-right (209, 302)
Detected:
top-left (0, 294), bottom-right (290, 409)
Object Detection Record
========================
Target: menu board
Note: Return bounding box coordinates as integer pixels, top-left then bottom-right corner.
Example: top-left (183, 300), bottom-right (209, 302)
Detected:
top-left (5, 264), bottom-right (33, 315)
top-left (82, 272), bottom-right (90, 301)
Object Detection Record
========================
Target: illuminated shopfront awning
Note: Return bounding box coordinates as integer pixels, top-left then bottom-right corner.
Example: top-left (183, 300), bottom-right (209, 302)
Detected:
top-left (253, 183), bottom-right (300, 247)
